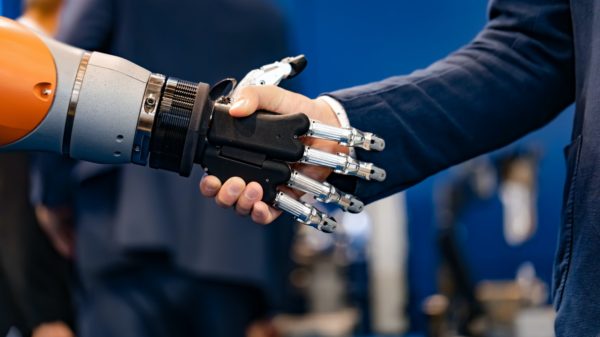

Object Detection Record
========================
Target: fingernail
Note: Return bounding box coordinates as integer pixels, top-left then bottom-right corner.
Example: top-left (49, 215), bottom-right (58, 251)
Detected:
top-left (203, 181), bottom-right (218, 194)
top-left (231, 99), bottom-right (247, 111)
top-left (204, 185), bottom-right (217, 194)
top-left (259, 210), bottom-right (269, 223)
top-left (245, 188), bottom-right (259, 200)
top-left (227, 184), bottom-right (243, 196)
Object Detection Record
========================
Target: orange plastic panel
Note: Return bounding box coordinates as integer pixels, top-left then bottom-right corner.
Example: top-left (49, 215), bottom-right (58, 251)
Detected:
top-left (0, 17), bottom-right (57, 146)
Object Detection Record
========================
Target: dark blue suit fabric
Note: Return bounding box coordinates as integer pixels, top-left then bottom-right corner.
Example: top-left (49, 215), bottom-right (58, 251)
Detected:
top-left (34, 0), bottom-right (295, 336)
top-left (331, 0), bottom-right (600, 335)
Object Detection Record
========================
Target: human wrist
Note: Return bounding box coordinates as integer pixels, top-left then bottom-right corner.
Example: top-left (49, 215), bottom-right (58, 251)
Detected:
top-left (316, 95), bottom-right (351, 128)
top-left (314, 97), bottom-right (341, 127)
top-left (316, 95), bottom-right (356, 158)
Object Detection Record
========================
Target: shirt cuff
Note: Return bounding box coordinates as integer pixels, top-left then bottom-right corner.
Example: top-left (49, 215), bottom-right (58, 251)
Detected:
top-left (316, 95), bottom-right (356, 158)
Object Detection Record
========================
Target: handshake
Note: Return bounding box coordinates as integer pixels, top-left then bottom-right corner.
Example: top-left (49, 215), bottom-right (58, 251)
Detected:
top-left (197, 56), bottom-right (386, 232)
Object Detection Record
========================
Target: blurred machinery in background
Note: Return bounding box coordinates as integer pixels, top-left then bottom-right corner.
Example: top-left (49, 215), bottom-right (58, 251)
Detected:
top-left (260, 146), bottom-right (553, 337)
top-left (424, 148), bottom-right (553, 337)
top-left (271, 195), bottom-right (409, 337)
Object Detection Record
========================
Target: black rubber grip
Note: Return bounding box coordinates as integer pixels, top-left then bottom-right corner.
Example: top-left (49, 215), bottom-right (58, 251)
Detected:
top-left (201, 146), bottom-right (291, 202)
top-left (207, 105), bottom-right (310, 162)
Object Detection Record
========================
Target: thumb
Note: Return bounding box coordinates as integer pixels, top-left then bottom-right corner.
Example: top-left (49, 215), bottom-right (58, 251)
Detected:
top-left (229, 85), bottom-right (297, 117)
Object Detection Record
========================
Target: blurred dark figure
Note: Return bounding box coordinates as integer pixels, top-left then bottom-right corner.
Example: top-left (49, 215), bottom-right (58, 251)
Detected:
top-left (0, 154), bottom-right (74, 337)
top-left (32, 1), bottom-right (294, 336)
top-left (0, 2), bottom-right (76, 337)
top-left (430, 149), bottom-right (540, 336)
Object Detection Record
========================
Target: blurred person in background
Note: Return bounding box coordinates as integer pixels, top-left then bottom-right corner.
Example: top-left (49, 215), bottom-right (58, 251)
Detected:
top-left (31, 0), bottom-right (295, 336)
top-left (18, 0), bottom-right (60, 34)
top-left (0, 2), bottom-right (76, 337)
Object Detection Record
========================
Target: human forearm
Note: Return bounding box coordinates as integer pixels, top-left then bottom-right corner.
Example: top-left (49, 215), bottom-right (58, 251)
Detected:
top-left (330, 0), bottom-right (575, 203)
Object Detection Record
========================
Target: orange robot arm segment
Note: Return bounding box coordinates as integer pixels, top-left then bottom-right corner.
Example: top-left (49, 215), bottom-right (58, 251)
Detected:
top-left (0, 17), bottom-right (57, 146)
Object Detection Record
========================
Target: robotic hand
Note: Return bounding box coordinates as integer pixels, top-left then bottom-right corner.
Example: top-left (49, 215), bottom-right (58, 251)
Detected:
top-left (0, 17), bottom-right (386, 232)
top-left (198, 56), bottom-right (387, 232)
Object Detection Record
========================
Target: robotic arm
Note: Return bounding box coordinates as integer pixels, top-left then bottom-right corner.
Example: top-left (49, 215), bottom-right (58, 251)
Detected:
top-left (0, 17), bottom-right (386, 232)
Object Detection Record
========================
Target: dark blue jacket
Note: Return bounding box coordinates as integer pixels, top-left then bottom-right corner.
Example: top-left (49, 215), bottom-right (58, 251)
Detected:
top-left (330, 0), bottom-right (595, 334)
top-left (35, 0), bottom-right (294, 301)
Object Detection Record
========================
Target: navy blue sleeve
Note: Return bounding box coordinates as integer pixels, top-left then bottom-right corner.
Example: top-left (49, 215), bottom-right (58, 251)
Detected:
top-left (329, 0), bottom-right (575, 204)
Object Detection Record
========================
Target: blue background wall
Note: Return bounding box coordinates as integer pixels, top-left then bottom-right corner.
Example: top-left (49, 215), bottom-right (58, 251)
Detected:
top-left (2, 0), bottom-right (20, 18)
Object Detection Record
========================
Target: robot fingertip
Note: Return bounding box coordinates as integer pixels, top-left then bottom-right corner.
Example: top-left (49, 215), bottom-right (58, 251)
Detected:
top-left (370, 166), bottom-right (387, 182)
top-left (284, 55), bottom-right (308, 79)
top-left (370, 136), bottom-right (386, 151)
top-left (320, 217), bottom-right (338, 233)
top-left (347, 198), bottom-right (365, 214)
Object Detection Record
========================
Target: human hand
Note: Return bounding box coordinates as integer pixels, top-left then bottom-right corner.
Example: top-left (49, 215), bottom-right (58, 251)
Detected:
top-left (35, 205), bottom-right (75, 259)
top-left (246, 320), bottom-right (280, 337)
top-left (199, 85), bottom-right (344, 224)
top-left (32, 322), bottom-right (75, 337)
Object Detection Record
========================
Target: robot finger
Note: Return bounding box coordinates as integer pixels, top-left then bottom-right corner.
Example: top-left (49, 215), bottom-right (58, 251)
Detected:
top-left (286, 170), bottom-right (364, 213)
top-left (300, 147), bottom-right (387, 181)
top-left (306, 120), bottom-right (386, 151)
top-left (273, 191), bottom-right (338, 233)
